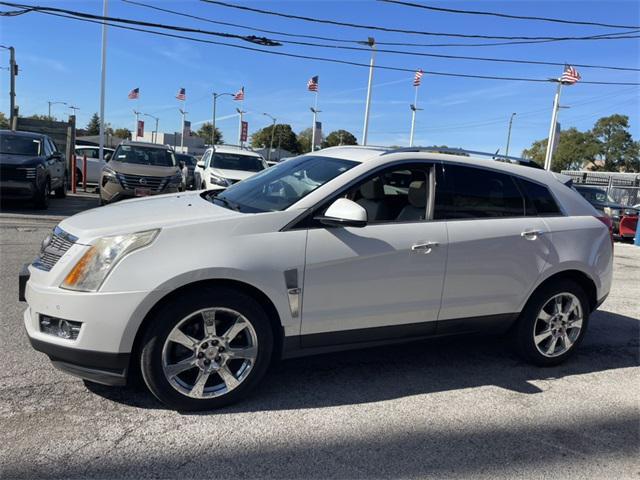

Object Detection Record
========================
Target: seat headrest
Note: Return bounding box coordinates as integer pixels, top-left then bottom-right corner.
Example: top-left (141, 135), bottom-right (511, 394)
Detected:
top-left (408, 181), bottom-right (427, 208)
top-left (360, 178), bottom-right (385, 200)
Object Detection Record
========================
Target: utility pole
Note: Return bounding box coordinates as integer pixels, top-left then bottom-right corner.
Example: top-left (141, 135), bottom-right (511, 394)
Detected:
top-left (1, 46), bottom-right (17, 128)
top-left (211, 92), bottom-right (233, 146)
top-left (47, 101), bottom-right (67, 119)
top-left (262, 112), bottom-right (276, 162)
top-left (144, 113), bottom-right (159, 143)
top-left (68, 105), bottom-right (80, 117)
top-left (361, 37), bottom-right (376, 146)
top-left (236, 107), bottom-right (246, 147)
top-left (179, 108), bottom-right (187, 150)
top-left (544, 80), bottom-right (563, 171)
top-left (98, 0), bottom-right (108, 163)
top-left (505, 112), bottom-right (516, 157)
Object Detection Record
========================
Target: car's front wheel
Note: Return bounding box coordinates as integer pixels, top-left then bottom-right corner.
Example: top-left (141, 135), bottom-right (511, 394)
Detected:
top-left (34, 180), bottom-right (50, 209)
top-left (514, 280), bottom-right (590, 366)
top-left (140, 287), bottom-right (273, 411)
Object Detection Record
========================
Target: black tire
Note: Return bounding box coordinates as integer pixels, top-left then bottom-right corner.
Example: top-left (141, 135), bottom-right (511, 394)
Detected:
top-left (140, 287), bottom-right (274, 411)
top-left (34, 180), bottom-right (50, 209)
top-left (54, 173), bottom-right (68, 198)
top-left (514, 279), bottom-right (590, 367)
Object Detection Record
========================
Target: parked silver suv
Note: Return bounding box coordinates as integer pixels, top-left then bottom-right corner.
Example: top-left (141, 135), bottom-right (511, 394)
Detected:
top-left (99, 141), bottom-right (182, 205)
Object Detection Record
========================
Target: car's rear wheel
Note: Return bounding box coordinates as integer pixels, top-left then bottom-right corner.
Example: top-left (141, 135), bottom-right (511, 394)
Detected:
top-left (54, 173), bottom-right (68, 198)
top-left (514, 280), bottom-right (589, 366)
top-left (140, 287), bottom-right (273, 411)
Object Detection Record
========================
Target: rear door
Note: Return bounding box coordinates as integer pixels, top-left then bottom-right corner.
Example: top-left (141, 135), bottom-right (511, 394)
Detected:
top-left (435, 163), bottom-right (550, 333)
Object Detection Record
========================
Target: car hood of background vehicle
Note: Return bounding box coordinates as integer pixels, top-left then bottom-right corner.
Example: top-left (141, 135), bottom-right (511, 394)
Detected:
top-left (0, 154), bottom-right (43, 166)
top-left (212, 168), bottom-right (258, 182)
top-left (108, 160), bottom-right (180, 177)
top-left (59, 191), bottom-right (241, 242)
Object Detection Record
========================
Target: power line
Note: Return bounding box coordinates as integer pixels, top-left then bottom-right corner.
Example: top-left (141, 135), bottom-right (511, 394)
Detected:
top-left (17, 8), bottom-right (640, 86)
top-left (201, 0), bottom-right (640, 42)
top-left (379, 0), bottom-right (640, 30)
top-left (122, 0), bottom-right (639, 72)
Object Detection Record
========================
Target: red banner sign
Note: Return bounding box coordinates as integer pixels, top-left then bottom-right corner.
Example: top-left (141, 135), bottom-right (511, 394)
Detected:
top-left (137, 120), bottom-right (144, 138)
top-left (241, 121), bottom-right (248, 142)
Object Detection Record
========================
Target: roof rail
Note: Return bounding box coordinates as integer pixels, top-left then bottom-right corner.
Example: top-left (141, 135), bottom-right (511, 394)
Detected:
top-left (382, 146), bottom-right (542, 169)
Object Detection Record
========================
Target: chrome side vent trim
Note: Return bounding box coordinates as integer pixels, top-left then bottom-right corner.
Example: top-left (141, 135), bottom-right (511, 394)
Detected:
top-left (284, 269), bottom-right (301, 318)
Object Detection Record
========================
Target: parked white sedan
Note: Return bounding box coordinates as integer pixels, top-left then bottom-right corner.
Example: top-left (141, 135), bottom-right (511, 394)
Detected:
top-left (74, 145), bottom-right (114, 184)
top-left (195, 145), bottom-right (267, 190)
top-left (21, 146), bottom-right (613, 411)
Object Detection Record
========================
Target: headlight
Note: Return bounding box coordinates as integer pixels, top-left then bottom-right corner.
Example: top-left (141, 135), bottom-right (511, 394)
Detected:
top-left (61, 229), bottom-right (159, 292)
top-left (210, 173), bottom-right (230, 187)
top-left (102, 166), bottom-right (119, 183)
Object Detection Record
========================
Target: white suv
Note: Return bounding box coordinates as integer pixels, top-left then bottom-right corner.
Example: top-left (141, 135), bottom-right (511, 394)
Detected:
top-left (195, 145), bottom-right (267, 190)
top-left (20, 146), bottom-right (613, 411)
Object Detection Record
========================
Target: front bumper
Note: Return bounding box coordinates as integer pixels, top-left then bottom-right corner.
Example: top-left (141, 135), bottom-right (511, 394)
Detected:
top-left (28, 332), bottom-right (130, 386)
top-left (0, 179), bottom-right (38, 199)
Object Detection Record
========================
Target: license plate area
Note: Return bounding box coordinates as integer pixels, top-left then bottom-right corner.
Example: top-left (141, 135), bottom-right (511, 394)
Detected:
top-left (134, 187), bottom-right (151, 197)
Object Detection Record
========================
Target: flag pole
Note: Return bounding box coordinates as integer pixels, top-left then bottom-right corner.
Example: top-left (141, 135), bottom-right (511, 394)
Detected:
top-left (361, 37), bottom-right (376, 146)
top-left (543, 80), bottom-right (563, 171)
top-left (409, 85), bottom-right (419, 147)
top-left (311, 90), bottom-right (318, 152)
top-left (98, 0), bottom-right (108, 160)
top-left (133, 109), bottom-right (139, 141)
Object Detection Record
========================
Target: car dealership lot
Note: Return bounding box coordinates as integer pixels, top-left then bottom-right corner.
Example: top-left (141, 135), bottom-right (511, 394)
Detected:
top-left (0, 199), bottom-right (638, 479)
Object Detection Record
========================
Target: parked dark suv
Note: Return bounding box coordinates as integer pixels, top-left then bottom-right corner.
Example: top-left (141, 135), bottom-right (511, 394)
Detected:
top-left (99, 141), bottom-right (183, 205)
top-left (0, 130), bottom-right (68, 209)
top-left (574, 185), bottom-right (636, 237)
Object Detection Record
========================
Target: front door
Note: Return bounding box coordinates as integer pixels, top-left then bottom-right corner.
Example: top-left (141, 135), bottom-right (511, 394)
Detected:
top-left (300, 164), bottom-right (448, 346)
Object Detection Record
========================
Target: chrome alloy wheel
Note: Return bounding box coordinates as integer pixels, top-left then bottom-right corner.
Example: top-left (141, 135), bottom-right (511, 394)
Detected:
top-left (533, 293), bottom-right (583, 358)
top-left (161, 308), bottom-right (258, 399)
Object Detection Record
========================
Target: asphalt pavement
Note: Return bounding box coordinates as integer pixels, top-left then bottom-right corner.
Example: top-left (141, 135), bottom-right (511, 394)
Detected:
top-left (0, 195), bottom-right (638, 479)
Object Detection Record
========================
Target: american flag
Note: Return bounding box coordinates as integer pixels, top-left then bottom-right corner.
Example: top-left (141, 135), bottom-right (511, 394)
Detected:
top-left (413, 69), bottom-right (424, 87)
top-left (560, 65), bottom-right (581, 85)
top-left (127, 87), bottom-right (139, 100)
top-left (307, 75), bottom-right (319, 92)
top-left (176, 87), bottom-right (186, 101)
top-left (233, 87), bottom-right (245, 101)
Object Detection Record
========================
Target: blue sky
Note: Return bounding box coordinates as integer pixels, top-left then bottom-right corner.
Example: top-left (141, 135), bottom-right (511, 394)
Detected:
top-left (1, 0), bottom-right (638, 155)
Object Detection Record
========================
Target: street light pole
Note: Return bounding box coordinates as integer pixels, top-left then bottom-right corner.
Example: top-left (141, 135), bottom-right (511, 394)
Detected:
top-left (211, 92), bottom-right (234, 146)
top-left (1, 46), bottom-right (16, 128)
top-left (144, 113), bottom-right (159, 143)
top-left (179, 108), bottom-right (187, 150)
top-left (505, 112), bottom-right (516, 157)
top-left (68, 105), bottom-right (80, 117)
top-left (47, 101), bottom-right (67, 119)
top-left (98, 0), bottom-right (108, 163)
top-left (361, 37), bottom-right (376, 146)
top-left (544, 80), bottom-right (563, 171)
top-left (262, 112), bottom-right (276, 162)
top-left (133, 109), bottom-right (141, 140)
top-left (310, 107), bottom-right (321, 152)
top-left (236, 107), bottom-right (246, 147)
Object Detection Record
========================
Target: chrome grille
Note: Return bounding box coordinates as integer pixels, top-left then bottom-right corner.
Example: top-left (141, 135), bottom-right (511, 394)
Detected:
top-left (117, 173), bottom-right (167, 192)
top-left (0, 166), bottom-right (36, 181)
top-left (33, 226), bottom-right (78, 272)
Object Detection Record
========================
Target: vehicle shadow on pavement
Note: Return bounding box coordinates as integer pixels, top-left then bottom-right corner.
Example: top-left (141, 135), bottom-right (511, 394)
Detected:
top-left (85, 309), bottom-right (639, 413)
top-left (0, 193), bottom-right (99, 218)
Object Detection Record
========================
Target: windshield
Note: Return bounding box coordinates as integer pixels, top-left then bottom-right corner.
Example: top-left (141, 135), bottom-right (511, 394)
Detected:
top-left (113, 145), bottom-right (175, 167)
top-left (211, 155), bottom-right (358, 213)
top-left (211, 152), bottom-right (265, 172)
top-left (176, 154), bottom-right (197, 166)
top-left (0, 134), bottom-right (42, 156)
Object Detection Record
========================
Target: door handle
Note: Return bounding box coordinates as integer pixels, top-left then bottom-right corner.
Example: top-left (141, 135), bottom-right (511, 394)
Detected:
top-left (411, 241), bottom-right (439, 254)
top-left (521, 229), bottom-right (544, 240)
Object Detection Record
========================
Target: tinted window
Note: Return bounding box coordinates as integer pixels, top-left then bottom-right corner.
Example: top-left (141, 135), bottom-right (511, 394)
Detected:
top-left (519, 179), bottom-right (561, 215)
top-left (435, 165), bottom-right (525, 219)
top-left (212, 152), bottom-right (265, 172)
top-left (0, 134), bottom-right (42, 155)
top-left (113, 145), bottom-right (175, 166)
top-left (43, 139), bottom-right (53, 156)
top-left (175, 154), bottom-right (197, 166)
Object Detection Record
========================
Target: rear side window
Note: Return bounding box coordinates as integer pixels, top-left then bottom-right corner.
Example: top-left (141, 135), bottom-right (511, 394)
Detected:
top-left (435, 164), bottom-right (525, 219)
top-left (519, 179), bottom-right (562, 215)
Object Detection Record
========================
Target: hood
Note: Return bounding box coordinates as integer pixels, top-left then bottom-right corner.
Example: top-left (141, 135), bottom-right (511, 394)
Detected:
top-left (0, 154), bottom-right (44, 166)
top-left (212, 168), bottom-right (259, 182)
top-left (59, 191), bottom-right (240, 241)
top-left (108, 160), bottom-right (180, 177)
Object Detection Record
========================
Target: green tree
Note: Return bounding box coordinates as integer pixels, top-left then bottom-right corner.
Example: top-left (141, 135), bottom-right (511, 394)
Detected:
top-left (322, 129), bottom-right (358, 148)
top-left (86, 113), bottom-right (100, 135)
top-left (113, 128), bottom-right (131, 140)
top-left (297, 127), bottom-right (312, 153)
top-left (0, 112), bottom-right (8, 129)
top-left (251, 124), bottom-right (299, 154)
top-left (24, 114), bottom-right (57, 122)
top-left (195, 122), bottom-right (223, 144)
top-left (592, 114), bottom-right (639, 172)
top-left (522, 128), bottom-right (599, 171)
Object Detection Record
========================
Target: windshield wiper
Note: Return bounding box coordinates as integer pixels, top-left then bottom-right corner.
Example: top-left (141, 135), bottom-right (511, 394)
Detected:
top-left (212, 195), bottom-right (241, 211)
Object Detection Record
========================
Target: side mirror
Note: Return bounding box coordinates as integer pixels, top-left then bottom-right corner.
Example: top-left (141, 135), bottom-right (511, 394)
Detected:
top-left (51, 152), bottom-right (63, 161)
top-left (315, 198), bottom-right (367, 228)
top-left (197, 161), bottom-right (205, 168)
top-left (104, 152), bottom-right (112, 161)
